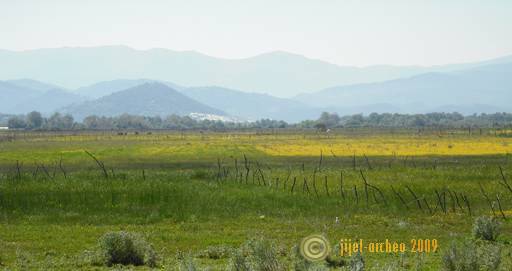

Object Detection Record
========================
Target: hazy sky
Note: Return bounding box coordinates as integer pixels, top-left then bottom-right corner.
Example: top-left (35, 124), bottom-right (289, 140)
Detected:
top-left (1, 0), bottom-right (511, 66)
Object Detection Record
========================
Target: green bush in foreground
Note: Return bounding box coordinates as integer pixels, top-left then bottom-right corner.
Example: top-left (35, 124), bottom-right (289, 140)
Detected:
top-left (472, 216), bottom-right (501, 241)
top-left (247, 238), bottom-right (285, 271)
top-left (227, 249), bottom-right (251, 271)
top-left (226, 237), bottom-right (285, 271)
top-left (349, 252), bottom-right (365, 271)
top-left (98, 231), bottom-right (157, 267)
top-left (177, 251), bottom-right (200, 271)
top-left (226, 237), bottom-right (348, 271)
top-left (442, 241), bottom-right (477, 271)
top-left (442, 240), bottom-right (501, 271)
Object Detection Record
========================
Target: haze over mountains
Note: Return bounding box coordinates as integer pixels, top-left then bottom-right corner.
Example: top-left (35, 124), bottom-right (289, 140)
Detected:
top-left (2, 46), bottom-right (512, 98)
top-left (0, 46), bottom-right (511, 122)
top-left (5, 79), bottom-right (61, 92)
top-left (183, 87), bottom-right (319, 122)
top-left (295, 62), bottom-right (512, 115)
top-left (0, 80), bottom-right (85, 114)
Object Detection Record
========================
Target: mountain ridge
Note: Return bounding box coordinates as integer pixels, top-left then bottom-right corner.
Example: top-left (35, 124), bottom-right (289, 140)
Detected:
top-left (294, 62), bottom-right (512, 114)
top-left (183, 86), bottom-right (320, 122)
top-left (74, 79), bottom-right (184, 99)
top-left (62, 82), bottom-right (225, 120)
top-left (2, 46), bottom-right (511, 97)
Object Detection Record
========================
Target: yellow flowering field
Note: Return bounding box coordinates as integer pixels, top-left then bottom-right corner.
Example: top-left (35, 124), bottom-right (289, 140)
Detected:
top-left (255, 135), bottom-right (512, 156)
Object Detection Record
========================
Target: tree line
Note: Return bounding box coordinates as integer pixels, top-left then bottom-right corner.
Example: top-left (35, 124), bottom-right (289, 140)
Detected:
top-left (299, 112), bottom-right (512, 130)
top-left (5, 112), bottom-right (288, 130)
top-left (3, 111), bottom-right (512, 131)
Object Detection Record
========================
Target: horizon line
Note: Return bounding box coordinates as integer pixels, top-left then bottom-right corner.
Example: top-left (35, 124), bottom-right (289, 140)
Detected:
top-left (1, 45), bottom-right (511, 69)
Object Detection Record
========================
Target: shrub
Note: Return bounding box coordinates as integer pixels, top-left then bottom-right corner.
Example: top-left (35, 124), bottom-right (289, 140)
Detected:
top-left (227, 249), bottom-right (251, 271)
top-left (472, 216), bottom-right (501, 241)
top-left (477, 242), bottom-right (501, 271)
top-left (177, 251), bottom-right (199, 271)
top-left (227, 237), bottom-right (284, 271)
top-left (442, 240), bottom-right (503, 271)
top-left (98, 231), bottom-right (157, 267)
top-left (246, 237), bottom-right (284, 271)
top-left (442, 241), bottom-right (478, 271)
top-left (349, 252), bottom-right (365, 271)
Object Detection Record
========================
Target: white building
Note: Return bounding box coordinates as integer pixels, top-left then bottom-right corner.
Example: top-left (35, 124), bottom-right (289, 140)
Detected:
top-left (0, 127), bottom-right (8, 130)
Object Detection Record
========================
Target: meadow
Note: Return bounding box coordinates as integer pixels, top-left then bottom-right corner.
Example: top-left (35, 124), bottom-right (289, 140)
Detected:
top-left (0, 128), bottom-right (511, 270)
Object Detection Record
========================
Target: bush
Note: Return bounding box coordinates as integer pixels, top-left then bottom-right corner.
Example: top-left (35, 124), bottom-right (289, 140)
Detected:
top-left (98, 231), bottom-right (157, 267)
top-left (442, 240), bottom-right (501, 271)
top-left (246, 238), bottom-right (284, 271)
top-left (442, 241), bottom-right (477, 271)
top-left (227, 237), bottom-right (284, 271)
top-left (472, 216), bottom-right (501, 241)
top-left (477, 242), bottom-right (502, 271)
top-left (349, 252), bottom-right (365, 271)
top-left (227, 249), bottom-right (251, 271)
top-left (177, 251), bottom-right (199, 271)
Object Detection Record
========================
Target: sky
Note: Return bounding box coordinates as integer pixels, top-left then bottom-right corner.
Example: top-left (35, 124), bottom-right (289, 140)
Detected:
top-left (1, 0), bottom-right (511, 67)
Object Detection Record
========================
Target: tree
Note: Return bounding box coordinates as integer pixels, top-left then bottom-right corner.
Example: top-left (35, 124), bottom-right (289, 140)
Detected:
top-left (317, 112), bottom-right (340, 128)
top-left (7, 116), bottom-right (27, 129)
top-left (45, 113), bottom-right (74, 130)
top-left (344, 114), bottom-right (364, 127)
top-left (314, 122), bottom-right (327, 132)
top-left (83, 115), bottom-right (100, 129)
top-left (26, 111), bottom-right (43, 129)
top-left (84, 115), bottom-right (114, 130)
top-left (115, 114), bottom-right (150, 129)
top-left (61, 114), bottom-right (74, 129)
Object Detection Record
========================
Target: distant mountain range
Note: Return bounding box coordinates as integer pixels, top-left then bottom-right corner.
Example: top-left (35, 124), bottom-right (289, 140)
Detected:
top-left (0, 80), bottom-right (85, 114)
top-left (75, 79), bottom-right (184, 99)
top-left (295, 62), bottom-right (512, 115)
top-left (62, 82), bottom-right (223, 120)
top-left (1, 46), bottom-right (511, 97)
top-left (182, 87), bottom-right (320, 122)
top-left (5, 79), bottom-right (62, 92)
top-left (0, 46), bottom-right (511, 122)
top-left (0, 81), bottom-right (40, 110)
top-left (13, 89), bottom-right (86, 114)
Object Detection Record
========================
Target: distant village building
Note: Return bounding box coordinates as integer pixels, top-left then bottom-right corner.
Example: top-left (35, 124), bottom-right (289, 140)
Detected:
top-left (0, 127), bottom-right (9, 130)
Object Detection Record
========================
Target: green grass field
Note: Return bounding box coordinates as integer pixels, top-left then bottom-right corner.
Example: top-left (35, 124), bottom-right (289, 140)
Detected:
top-left (0, 129), bottom-right (511, 270)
